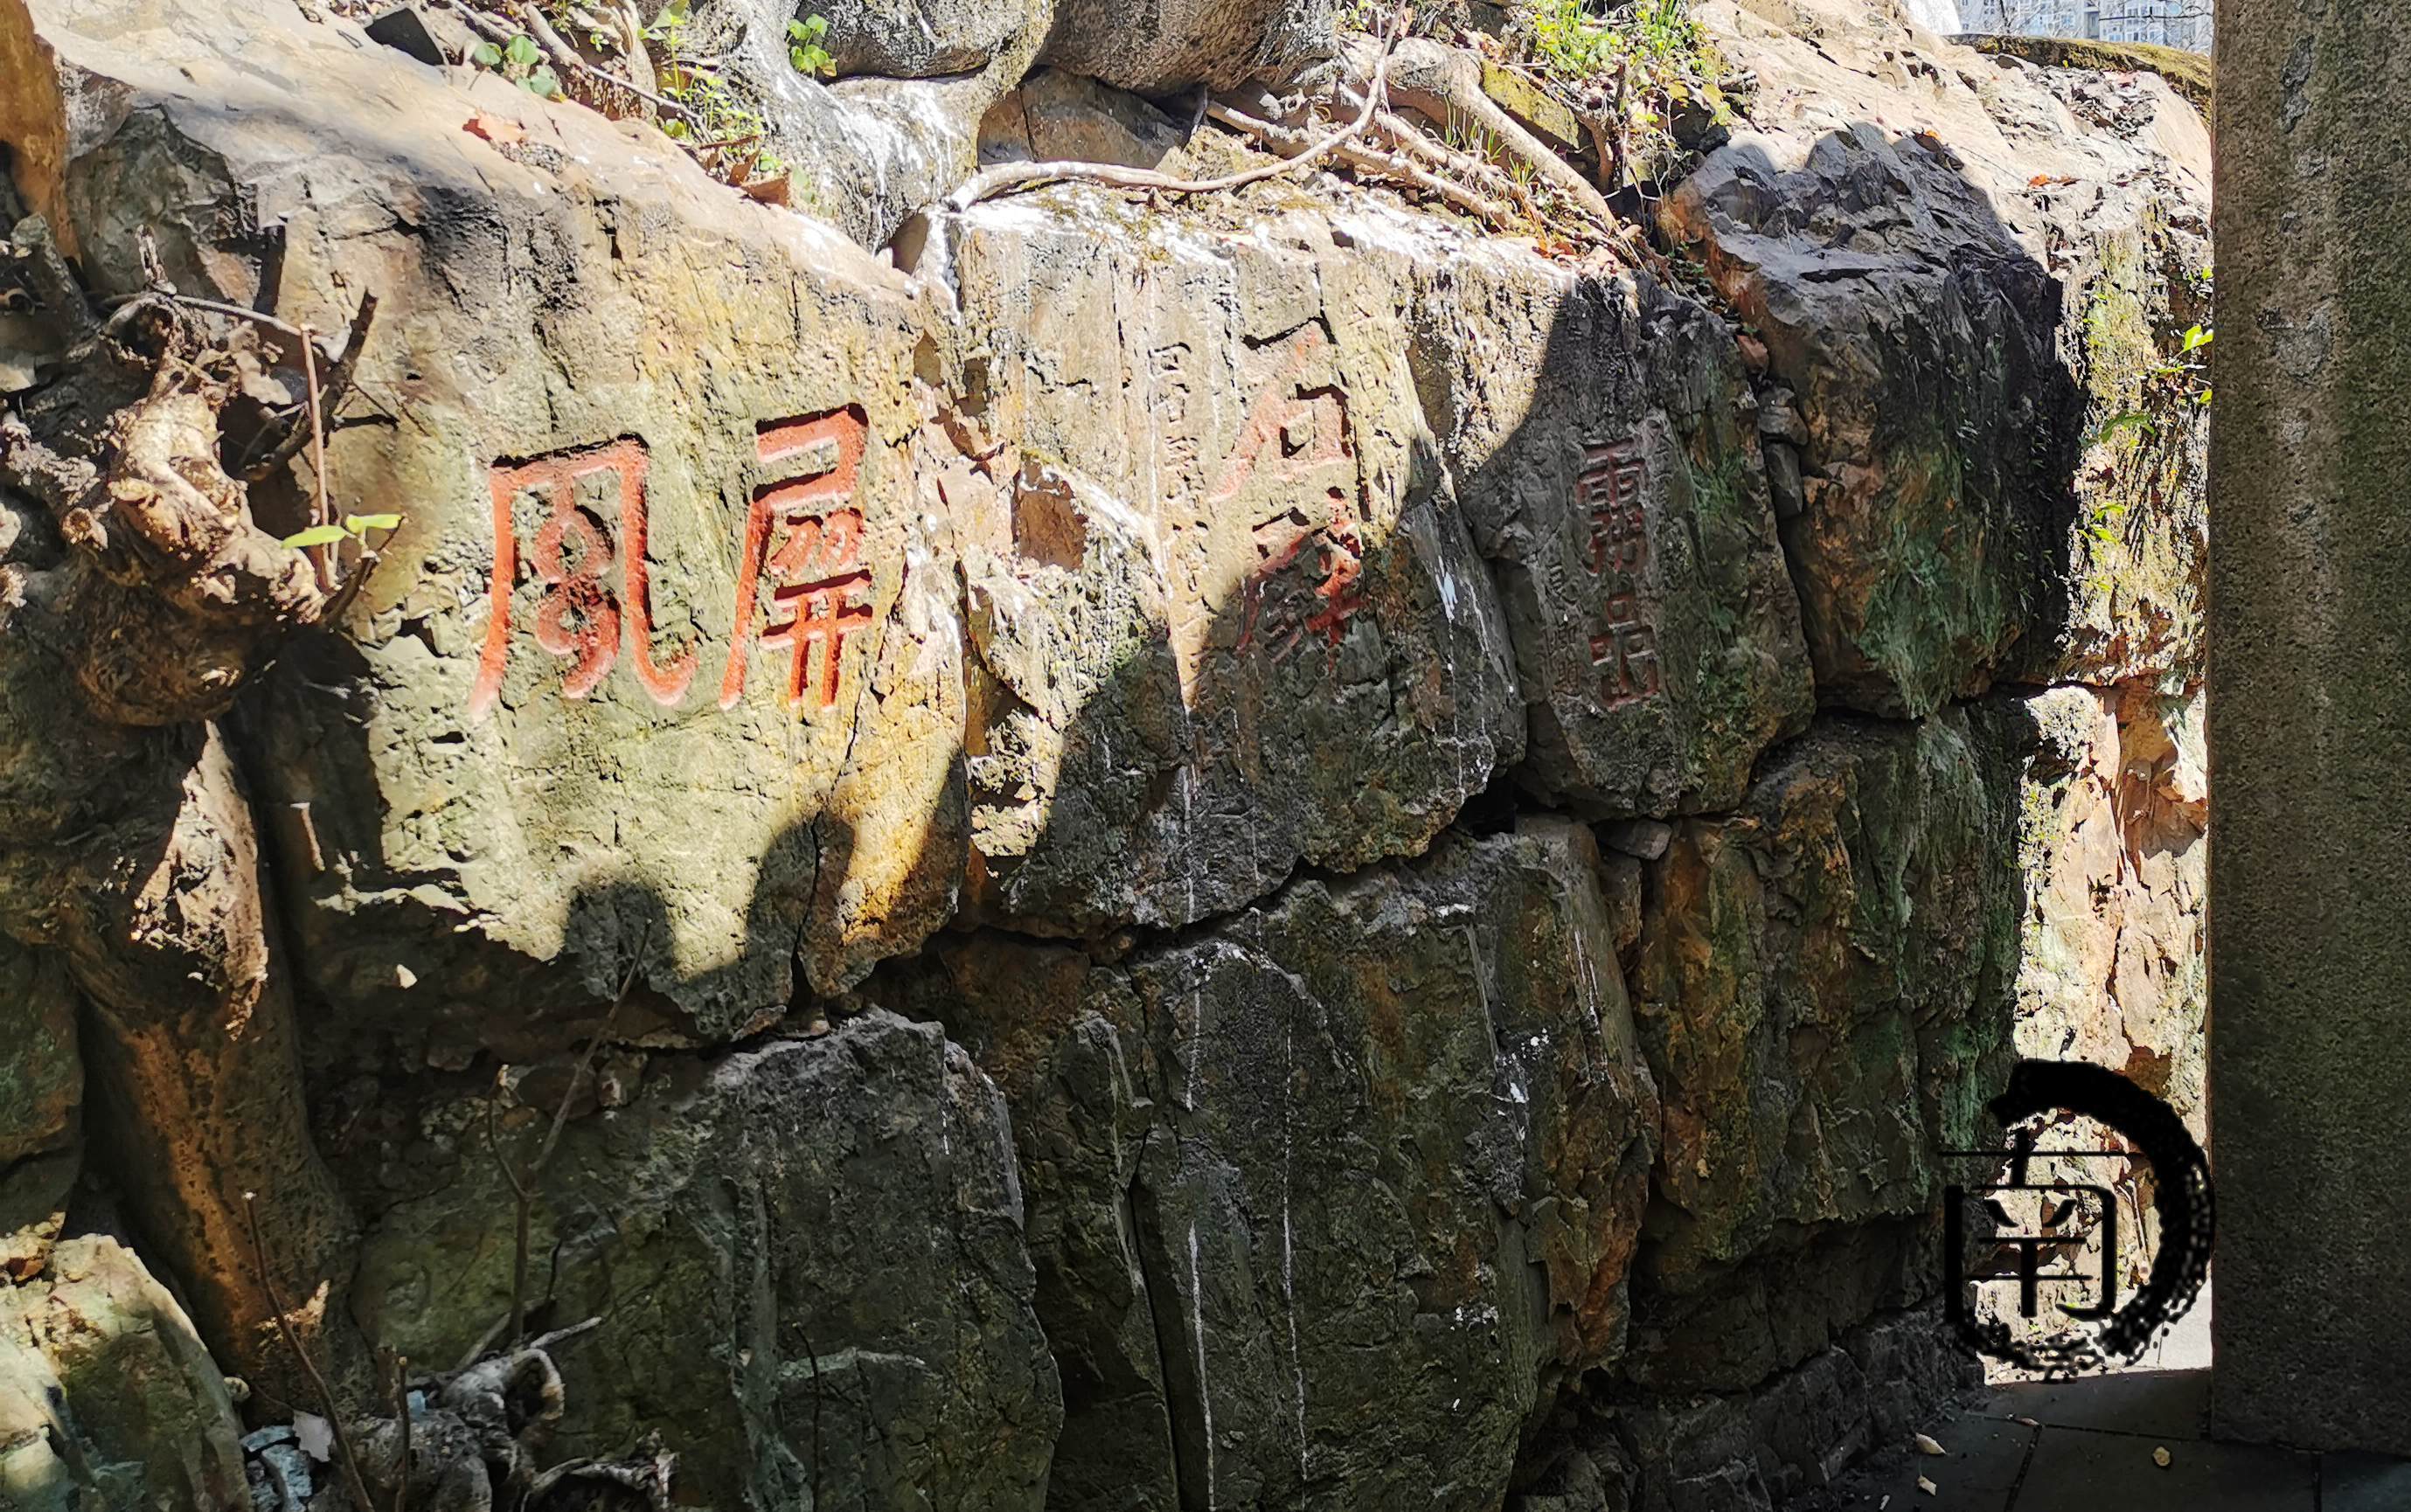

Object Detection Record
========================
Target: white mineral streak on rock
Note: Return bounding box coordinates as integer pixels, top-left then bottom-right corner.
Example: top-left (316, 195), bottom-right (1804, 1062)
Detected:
top-left (1189, 1222), bottom-right (1218, 1511)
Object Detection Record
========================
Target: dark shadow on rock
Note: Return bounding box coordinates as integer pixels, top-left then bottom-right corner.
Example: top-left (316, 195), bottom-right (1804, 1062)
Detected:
top-left (887, 116), bottom-right (2115, 1512)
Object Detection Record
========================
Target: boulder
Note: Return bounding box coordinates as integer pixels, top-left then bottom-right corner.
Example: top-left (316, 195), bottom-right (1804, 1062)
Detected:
top-left (348, 1011), bottom-right (1061, 1511)
top-left (1041, 0), bottom-right (1338, 94)
top-left (888, 820), bottom-right (1660, 1512)
top-left (976, 68), bottom-right (1192, 170)
top-left (1627, 1306), bottom-right (1972, 1512)
top-left (933, 195), bottom-right (1524, 935)
top-left (1511, 1306), bottom-right (1974, 1512)
top-left (1409, 238), bottom-right (1815, 815)
top-left (0, 1236), bottom-right (248, 1512)
top-left (816, 0), bottom-right (1046, 79)
top-left (1627, 713), bottom-right (2020, 1357)
top-left (1667, 0), bottom-right (2211, 715)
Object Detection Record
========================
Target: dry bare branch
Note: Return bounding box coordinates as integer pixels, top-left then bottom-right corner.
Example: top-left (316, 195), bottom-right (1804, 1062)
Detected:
top-left (474, 925), bottom-right (653, 1366)
top-left (1205, 101), bottom-right (1514, 225)
top-left (1364, 36), bottom-right (1621, 228)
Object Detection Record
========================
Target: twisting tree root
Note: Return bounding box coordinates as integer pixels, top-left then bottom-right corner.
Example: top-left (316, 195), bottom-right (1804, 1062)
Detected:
top-left (0, 217), bottom-right (380, 1408)
top-left (944, 7), bottom-right (1412, 212)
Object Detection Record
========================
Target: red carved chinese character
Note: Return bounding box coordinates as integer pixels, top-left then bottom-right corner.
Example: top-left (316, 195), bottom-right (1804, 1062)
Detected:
top-left (1238, 489), bottom-right (1365, 664)
top-left (1578, 440), bottom-right (1649, 578)
top-left (1210, 326), bottom-right (1353, 507)
top-left (721, 408), bottom-right (875, 711)
top-left (469, 438), bottom-right (696, 721)
top-left (1591, 593), bottom-right (1662, 709)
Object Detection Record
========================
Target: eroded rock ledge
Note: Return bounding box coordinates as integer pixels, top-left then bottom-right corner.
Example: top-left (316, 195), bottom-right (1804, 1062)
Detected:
top-left (0, 0), bottom-right (2206, 1507)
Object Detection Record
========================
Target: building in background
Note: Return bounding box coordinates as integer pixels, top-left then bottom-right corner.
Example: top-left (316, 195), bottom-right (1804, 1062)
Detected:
top-left (1905, 0), bottom-right (1966, 32)
top-left (1955, 0), bottom-right (2211, 51)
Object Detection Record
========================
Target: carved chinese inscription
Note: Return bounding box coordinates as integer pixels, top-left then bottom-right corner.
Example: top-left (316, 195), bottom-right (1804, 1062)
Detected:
top-left (1581, 441), bottom-right (1648, 578)
top-left (1576, 439), bottom-right (1661, 710)
top-left (1211, 378), bottom-right (1352, 508)
top-left (470, 409), bottom-right (883, 719)
top-left (1239, 494), bottom-right (1366, 664)
top-left (1592, 594), bottom-right (1663, 706)
top-left (1214, 329), bottom-right (1368, 665)
top-left (471, 438), bottom-right (696, 721)
top-left (722, 407), bottom-right (875, 711)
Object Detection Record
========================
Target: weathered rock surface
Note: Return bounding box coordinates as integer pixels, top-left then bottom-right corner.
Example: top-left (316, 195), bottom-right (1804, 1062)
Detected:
top-left (1040, 0), bottom-right (1338, 94)
top-left (935, 195), bottom-right (1525, 935)
top-left (1994, 683), bottom-right (2205, 1123)
top-left (0, 941), bottom-right (75, 1258)
top-left (1512, 1306), bottom-right (1977, 1512)
top-left (0, 1236), bottom-right (248, 1512)
top-left (1624, 713), bottom-right (2020, 1386)
top-left (0, 0), bottom-right (2220, 1502)
top-left (348, 1010), bottom-right (1060, 1511)
top-left (886, 820), bottom-right (1659, 1512)
top-left (1414, 238), bottom-right (1816, 815)
top-left (814, 0), bottom-right (1047, 79)
top-left (976, 68), bottom-right (1192, 171)
top-left (1970, 682), bottom-right (2205, 1327)
top-left (1665, 0), bottom-right (2210, 715)
top-left (686, 0), bottom-right (1051, 246)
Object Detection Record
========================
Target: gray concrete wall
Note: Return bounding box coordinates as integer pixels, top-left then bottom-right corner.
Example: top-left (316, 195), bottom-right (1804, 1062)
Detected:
top-left (2210, 0), bottom-right (2411, 1455)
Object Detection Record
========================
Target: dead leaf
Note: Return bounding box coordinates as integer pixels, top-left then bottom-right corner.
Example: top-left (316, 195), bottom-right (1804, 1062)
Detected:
top-left (1914, 1432), bottom-right (1946, 1456)
top-left (1917, 1476), bottom-right (1938, 1497)
top-left (741, 173), bottom-right (791, 206)
top-left (465, 113), bottom-right (525, 147)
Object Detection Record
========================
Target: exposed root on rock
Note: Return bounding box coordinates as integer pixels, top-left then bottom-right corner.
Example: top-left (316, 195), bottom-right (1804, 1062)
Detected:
top-left (1348, 32), bottom-right (1621, 229)
top-left (944, 7), bottom-right (1411, 212)
top-left (0, 216), bottom-right (383, 1410)
top-left (938, 17), bottom-right (1648, 260)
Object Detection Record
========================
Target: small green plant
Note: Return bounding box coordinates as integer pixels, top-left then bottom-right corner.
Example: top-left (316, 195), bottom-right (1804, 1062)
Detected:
top-left (469, 32), bottom-right (562, 99)
top-left (1514, 0), bottom-right (1735, 189)
top-left (787, 16), bottom-right (835, 77)
top-left (283, 513), bottom-right (401, 551)
top-left (2088, 315), bottom-right (2213, 448)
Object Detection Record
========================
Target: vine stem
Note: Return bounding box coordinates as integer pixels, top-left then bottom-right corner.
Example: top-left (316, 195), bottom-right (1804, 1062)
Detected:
top-left (298, 323), bottom-right (336, 592)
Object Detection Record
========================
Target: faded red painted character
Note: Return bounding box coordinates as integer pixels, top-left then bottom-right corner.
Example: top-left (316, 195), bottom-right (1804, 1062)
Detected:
top-left (469, 437), bottom-right (696, 720)
top-left (1212, 381), bottom-right (1353, 507)
top-left (1239, 490), bottom-right (1365, 665)
top-left (1592, 593), bottom-right (1663, 709)
top-left (722, 407), bottom-right (875, 711)
top-left (1578, 440), bottom-right (1649, 579)
top-left (1215, 329), bottom-right (1368, 665)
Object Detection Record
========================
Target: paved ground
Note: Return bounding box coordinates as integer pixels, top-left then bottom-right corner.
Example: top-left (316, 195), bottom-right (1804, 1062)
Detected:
top-left (1820, 1369), bottom-right (2411, 1510)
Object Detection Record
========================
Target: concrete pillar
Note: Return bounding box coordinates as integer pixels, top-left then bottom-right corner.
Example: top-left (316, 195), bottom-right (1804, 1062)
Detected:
top-left (2209, 0), bottom-right (2411, 1455)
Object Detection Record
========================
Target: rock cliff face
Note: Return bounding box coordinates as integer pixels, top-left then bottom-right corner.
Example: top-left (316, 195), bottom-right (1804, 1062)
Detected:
top-left (0, 0), bottom-right (2207, 1509)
